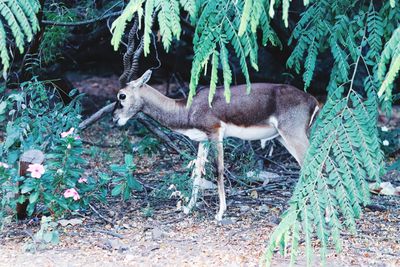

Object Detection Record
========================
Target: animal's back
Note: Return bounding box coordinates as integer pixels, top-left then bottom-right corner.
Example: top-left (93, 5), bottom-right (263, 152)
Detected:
top-left (189, 83), bottom-right (317, 127)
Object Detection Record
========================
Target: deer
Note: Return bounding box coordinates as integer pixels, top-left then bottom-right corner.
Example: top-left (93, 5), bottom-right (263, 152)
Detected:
top-left (112, 70), bottom-right (320, 221)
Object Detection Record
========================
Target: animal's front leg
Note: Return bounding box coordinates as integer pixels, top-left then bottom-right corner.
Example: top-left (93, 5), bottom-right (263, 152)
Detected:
top-left (183, 142), bottom-right (209, 214)
top-left (215, 138), bottom-right (226, 221)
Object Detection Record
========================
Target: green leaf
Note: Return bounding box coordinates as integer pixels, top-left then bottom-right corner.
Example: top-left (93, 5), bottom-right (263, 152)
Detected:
top-left (0, 101), bottom-right (7, 114)
top-left (20, 184), bottom-right (34, 194)
top-left (29, 191), bottom-right (39, 203)
top-left (127, 175), bottom-right (143, 191)
top-left (110, 164), bottom-right (127, 173)
top-left (110, 0), bottom-right (145, 51)
top-left (208, 50), bottom-right (219, 106)
top-left (111, 183), bottom-right (124, 196)
top-left (124, 154), bottom-right (134, 167)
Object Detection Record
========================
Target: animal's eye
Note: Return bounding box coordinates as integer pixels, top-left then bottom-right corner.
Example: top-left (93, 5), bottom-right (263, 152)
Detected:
top-left (119, 93), bottom-right (126, 100)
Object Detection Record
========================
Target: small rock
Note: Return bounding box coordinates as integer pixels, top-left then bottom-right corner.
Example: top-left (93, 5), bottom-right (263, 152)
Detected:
top-left (125, 254), bottom-right (135, 261)
top-left (151, 227), bottom-right (164, 240)
top-left (218, 217), bottom-right (237, 225)
top-left (58, 218), bottom-right (83, 226)
top-left (104, 238), bottom-right (129, 251)
top-left (239, 205), bottom-right (251, 213)
top-left (258, 204), bottom-right (269, 214)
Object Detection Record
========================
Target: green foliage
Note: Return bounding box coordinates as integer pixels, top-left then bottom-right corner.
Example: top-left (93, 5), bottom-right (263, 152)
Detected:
top-left (110, 0), bottom-right (280, 105)
top-left (377, 26), bottom-right (400, 112)
top-left (38, 3), bottom-right (77, 65)
top-left (110, 154), bottom-right (143, 200)
top-left (263, 1), bottom-right (398, 265)
top-left (133, 135), bottom-right (161, 157)
top-left (0, 0), bottom-right (40, 77)
top-left (23, 216), bottom-right (59, 252)
top-left (111, 0), bottom-right (145, 51)
top-left (0, 79), bottom-right (108, 221)
top-left (109, 1), bottom-right (398, 265)
top-left (0, 79), bottom-right (82, 165)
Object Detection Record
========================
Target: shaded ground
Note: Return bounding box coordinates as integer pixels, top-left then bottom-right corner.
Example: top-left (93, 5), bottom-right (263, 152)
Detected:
top-left (0, 75), bottom-right (399, 266)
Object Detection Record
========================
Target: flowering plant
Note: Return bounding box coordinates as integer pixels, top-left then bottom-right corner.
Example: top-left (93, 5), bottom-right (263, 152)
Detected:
top-left (0, 79), bottom-right (92, 220)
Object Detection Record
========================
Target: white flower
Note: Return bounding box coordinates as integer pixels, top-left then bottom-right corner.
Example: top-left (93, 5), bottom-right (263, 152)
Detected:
top-left (381, 126), bottom-right (389, 132)
top-left (27, 163), bottom-right (45, 178)
top-left (168, 184), bottom-right (176, 190)
top-left (0, 162), bottom-right (9, 169)
top-left (383, 140), bottom-right (389, 146)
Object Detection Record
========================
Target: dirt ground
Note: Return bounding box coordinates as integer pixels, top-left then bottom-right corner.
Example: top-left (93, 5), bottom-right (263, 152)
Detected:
top-left (0, 75), bottom-right (399, 267)
top-left (1, 179), bottom-right (399, 267)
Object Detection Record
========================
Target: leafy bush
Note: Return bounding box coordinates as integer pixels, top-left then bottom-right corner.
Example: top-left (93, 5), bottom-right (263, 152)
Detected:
top-left (0, 79), bottom-right (104, 223)
top-left (23, 216), bottom-right (60, 252)
top-left (110, 154), bottom-right (143, 200)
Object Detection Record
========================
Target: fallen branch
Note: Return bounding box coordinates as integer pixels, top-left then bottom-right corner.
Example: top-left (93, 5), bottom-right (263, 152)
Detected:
top-left (78, 101), bottom-right (184, 154)
top-left (91, 228), bottom-right (125, 239)
top-left (89, 203), bottom-right (114, 225)
top-left (42, 11), bottom-right (123, 26)
top-left (79, 102), bottom-right (115, 130)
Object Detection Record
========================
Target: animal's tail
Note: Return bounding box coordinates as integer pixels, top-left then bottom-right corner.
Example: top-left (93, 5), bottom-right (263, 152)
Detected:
top-left (309, 104), bottom-right (320, 127)
top-left (306, 102), bottom-right (321, 138)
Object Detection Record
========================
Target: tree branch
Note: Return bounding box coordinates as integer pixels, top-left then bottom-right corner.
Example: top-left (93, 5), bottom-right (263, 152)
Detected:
top-left (42, 11), bottom-right (122, 26)
top-left (79, 102), bottom-right (115, 130)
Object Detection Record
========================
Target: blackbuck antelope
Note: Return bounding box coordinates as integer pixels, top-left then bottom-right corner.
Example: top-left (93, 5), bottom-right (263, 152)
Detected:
top-left (113, 70), bottom-right (319, 221)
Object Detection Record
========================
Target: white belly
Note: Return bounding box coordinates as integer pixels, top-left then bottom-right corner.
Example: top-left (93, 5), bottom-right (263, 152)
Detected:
top-left (174, 122), bottom-right (279, 143)
top-left (223, 122), bottom-right (278, 141)
top-left (175, 128), bottom-right (208, 142)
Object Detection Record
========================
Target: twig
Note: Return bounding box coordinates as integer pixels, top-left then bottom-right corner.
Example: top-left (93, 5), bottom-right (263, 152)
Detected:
top-left (136, 113), bottom-right (184, 154)
top-left (79, 102), bottom-right (115, 130)
top-left (42, 11), bottom-right (123, 26)
top-left (89, 203), bottom-right (114, 225)
top-left (81, 139), bottom-right (120, 148)
top-left (90, 228), bottom-right (125, 239)
top-left (229, 184), bottom-right (283, 196)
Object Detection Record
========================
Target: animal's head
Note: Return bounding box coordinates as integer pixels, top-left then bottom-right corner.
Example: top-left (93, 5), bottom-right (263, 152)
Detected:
top-left (112, 70), bottom-right (152, 126)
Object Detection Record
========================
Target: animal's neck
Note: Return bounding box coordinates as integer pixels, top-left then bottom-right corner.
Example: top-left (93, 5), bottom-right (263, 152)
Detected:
top-left (139, 85), bottom-right (189, 128)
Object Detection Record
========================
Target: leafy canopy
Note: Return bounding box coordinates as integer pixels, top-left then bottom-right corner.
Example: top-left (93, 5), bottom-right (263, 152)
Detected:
top-left (0, 0), bottom-right (40, 78)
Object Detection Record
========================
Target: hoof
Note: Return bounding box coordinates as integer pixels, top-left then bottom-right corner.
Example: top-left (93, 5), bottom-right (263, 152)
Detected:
top-left (214, 213), bottom-right (223, 221)
top-left (182, 206), bottom-right (191, 215)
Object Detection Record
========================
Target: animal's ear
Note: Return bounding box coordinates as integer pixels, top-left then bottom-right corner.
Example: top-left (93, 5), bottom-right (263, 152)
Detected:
top-left (126, 70), bottom-right (152, 89)
top-left (140, 70), bottom-right (152, 85)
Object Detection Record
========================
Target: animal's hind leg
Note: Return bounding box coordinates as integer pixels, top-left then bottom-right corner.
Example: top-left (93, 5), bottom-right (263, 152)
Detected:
top-left (276, 129), bottom-right (309, 166)
top-left (183, 142), bottom-right (209, 214)
top-left (214, 138), bottom-right (226, 221)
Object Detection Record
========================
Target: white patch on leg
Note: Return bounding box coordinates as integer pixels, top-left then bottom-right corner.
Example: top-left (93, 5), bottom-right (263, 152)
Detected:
top-left (214, 126), bottom-right (227, 221)
top-left (269, 116), bottom-right (278, 128)
top-left (184, 142), bottom-right (209, 214)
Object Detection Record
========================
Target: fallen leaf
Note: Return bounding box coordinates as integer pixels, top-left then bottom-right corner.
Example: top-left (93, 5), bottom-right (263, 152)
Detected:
top-left (369, 182), bottom-right (400, 196)
top-left (58, 218), bottom-right (83, 226)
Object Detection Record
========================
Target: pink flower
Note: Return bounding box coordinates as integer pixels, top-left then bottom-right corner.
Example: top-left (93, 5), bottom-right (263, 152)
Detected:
top-left (78, 177), bottom-right (87, 183)
top-left (63, 188), bottom-right (80, 201)
top-left (75, 135), bottom-right (81, 140)
top-left (61, 127), bottom-right (75, 138)
top-left (0, 162), bottom-right (9, 169)
top-left (27, 163), bottom-right (45, 178)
